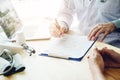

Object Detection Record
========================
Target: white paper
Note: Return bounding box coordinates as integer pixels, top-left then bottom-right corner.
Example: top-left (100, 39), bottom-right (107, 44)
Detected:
top-left (43, 33), bottom-right (94, 58)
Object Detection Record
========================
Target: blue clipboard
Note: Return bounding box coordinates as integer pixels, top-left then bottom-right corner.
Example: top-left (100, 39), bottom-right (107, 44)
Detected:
top-left (39, 34), bottom-right (96, 61)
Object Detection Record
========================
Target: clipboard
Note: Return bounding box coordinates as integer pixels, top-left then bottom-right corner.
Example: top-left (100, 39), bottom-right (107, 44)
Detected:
top-left (39, 33), bottom-right (96, 61)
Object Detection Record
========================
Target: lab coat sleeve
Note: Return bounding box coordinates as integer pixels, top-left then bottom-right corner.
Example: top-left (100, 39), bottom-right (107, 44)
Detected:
top-left (57, 0), bottom-right (75, 27)
top-left (112, 19), bottom-right (120, 29)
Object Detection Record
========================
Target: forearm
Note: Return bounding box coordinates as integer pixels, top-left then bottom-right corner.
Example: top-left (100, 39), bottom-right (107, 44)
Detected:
top-left (91, 67), bottom-right (106, 80)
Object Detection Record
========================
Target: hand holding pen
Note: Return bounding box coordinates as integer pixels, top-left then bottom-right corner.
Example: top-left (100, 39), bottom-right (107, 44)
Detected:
top-left (49, 19), bottom-right (69, 37)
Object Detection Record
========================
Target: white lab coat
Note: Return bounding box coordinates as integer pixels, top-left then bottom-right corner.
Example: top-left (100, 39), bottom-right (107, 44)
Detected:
top-left (58, 0), bottom-right (120, 34)
top-left (57, 0), bottom-right (120, 47)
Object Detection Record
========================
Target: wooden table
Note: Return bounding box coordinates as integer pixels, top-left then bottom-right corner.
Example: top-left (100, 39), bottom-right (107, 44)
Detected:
top-left (0, 39), bottom-right (120, 80)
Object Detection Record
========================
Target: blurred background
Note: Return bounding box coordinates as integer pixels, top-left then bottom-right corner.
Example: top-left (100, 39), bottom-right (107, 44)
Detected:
top-left (0, 0), bottom-right (78, 40)
top-left (11, 0), bottom-right (61, 39)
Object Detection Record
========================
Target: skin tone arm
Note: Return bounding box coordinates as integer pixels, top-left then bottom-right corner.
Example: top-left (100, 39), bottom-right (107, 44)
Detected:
top-left (88, 48), bottom-right (106, 80)
top-left (49, 19), bottom-right (69, 37)
top-left (88, 22), bottom-right (116, 42)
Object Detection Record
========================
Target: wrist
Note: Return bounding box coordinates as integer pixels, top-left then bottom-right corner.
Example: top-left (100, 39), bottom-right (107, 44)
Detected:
top-left (110, 22), bottom-right (116, 32)
top-left (92, 67), bottom-right (105, 80)
top-left (112, 20), bottom-right (120, 29)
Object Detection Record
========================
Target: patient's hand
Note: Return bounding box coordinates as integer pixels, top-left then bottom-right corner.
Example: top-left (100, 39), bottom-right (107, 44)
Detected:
top-left (88, 48), bottom-right (105, 80)
top-left (100, 47), bottom-right (120, 68)
top-left (88, 48), bottom-right (104, 72)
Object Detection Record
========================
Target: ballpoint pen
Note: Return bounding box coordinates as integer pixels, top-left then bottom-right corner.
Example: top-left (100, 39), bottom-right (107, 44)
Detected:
top-left (55, 19), bottom-right (64, 37)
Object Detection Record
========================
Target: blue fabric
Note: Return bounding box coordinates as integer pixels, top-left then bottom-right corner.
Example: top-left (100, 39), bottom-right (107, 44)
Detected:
top-left (98, 30), bottom-right (120, 48)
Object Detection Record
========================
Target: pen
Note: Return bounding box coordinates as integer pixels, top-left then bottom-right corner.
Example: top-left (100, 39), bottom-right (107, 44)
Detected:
top-left (55, 19), bottom-right (63, 37)
top-left (40, 53), bottom-right (69, 59)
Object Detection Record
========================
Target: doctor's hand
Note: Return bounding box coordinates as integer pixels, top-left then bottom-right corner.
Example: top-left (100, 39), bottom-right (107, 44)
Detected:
top-left (49, 19), bottom-right (69, 37)
top-left (88, 23), bottom-right (116, 41)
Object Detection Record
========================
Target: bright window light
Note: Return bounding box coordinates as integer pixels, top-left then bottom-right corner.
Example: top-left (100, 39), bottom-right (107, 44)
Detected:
top-left (11, 0), bottom-right (61, 39)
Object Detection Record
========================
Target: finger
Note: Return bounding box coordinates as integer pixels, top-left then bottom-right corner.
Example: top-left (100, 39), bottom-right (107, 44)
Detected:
top-left (94, 48), bottom-right (103, 57)
top-left (89, 48), bottom-right (99, 58)
top-left (49, 23), bottom-right (61, 37)
top-left (55, 19), bottom-right (60, 29)
top-left (55, 19), bottom-right (63, 37)
top-left (88, 24), bottom-right (101, 37)
top-left (100, 48), bottom-right (116, 58)
top-left (90, 28), bottom-right (102, 41)
top-left (60, 27), bottom-right (67, 36)
top-left (88, 25), bottom-right (101, 40)
top-left (91, 36), bottom-right (96, 41)
top-left (95, 28), bottom-right (104, 38)
top-left (101, 48), bottom-right (120, 63)
top-left (99, 31), bottom-right (109, 42)
top-left (51, 29), bottom-right (62, 37)
top-left (93, 48), bottom-right (99, 54)
top-left (52, 30), bottom-right (61, 37)
top-left (91, 28), bottom-right (105, 41)
top-left (102, 48), bottom-right (116, 55)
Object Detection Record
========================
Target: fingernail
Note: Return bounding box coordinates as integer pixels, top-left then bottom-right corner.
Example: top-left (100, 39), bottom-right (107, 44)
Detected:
top-left (91, 37), bottom-right (95, 40)
top-left (88, 37), bottom-right (91, 40)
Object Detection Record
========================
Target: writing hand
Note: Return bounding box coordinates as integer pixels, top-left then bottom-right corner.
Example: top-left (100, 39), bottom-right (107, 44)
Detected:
top-left (49, 19), bottom-right (69, 37)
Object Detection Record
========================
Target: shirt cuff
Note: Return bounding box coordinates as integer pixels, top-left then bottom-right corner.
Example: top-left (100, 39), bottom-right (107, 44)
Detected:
top-left (112, 20), bottom-right (120, 29)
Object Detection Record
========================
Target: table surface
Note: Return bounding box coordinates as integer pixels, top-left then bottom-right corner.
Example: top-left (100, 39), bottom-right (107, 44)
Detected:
top-left (0, 38), bottom-right (120, 80)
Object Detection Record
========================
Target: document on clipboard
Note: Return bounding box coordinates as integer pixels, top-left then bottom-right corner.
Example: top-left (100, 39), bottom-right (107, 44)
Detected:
top-left (40, 33), bottom-right (96, 61)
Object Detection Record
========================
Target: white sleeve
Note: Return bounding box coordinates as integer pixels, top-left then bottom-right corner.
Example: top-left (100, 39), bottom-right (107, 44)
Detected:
top-left (57, 0), bottom-right (75, 27)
